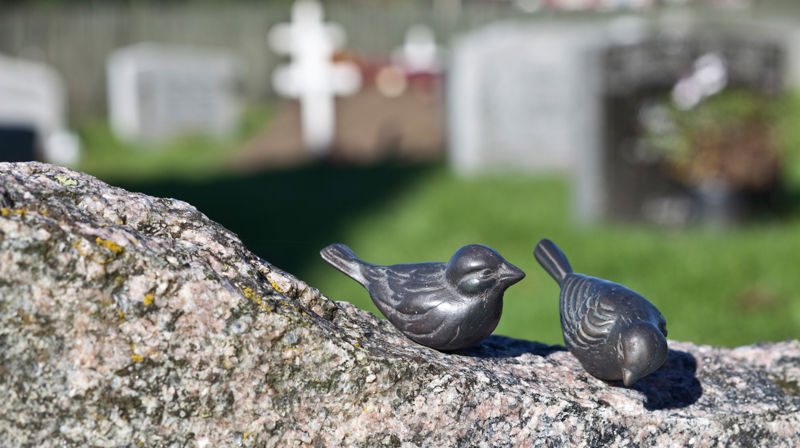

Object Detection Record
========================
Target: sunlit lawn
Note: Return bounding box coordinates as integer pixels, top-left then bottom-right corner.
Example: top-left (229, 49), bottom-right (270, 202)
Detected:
top-left (100, 160), bottom-right (800, 348)
top-left (300, 167), bottom-right (800, 347)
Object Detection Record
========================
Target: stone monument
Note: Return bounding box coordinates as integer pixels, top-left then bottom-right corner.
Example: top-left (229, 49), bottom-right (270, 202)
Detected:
top-left (106, 43), bottom-right (243, 144)
top-left (447, 23), bottom-right (603, 175)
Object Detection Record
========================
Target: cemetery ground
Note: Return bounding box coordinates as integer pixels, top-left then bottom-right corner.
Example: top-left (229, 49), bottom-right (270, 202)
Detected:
top-left (73, 94), bottom-right (800, 350)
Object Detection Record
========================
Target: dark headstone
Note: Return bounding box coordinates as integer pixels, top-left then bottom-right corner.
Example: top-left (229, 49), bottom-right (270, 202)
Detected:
top-left (593, 33), bottom-right (784, 226)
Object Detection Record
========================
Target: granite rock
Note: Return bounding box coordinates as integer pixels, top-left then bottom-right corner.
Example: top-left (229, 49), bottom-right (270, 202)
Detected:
top-left (0, 162), bottom-right (798, 447)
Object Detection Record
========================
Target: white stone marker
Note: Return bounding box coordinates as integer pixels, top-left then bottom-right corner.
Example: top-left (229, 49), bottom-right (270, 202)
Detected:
top-left (106, 43), bottom-right (242, 144)
top-left (268, 0), bottom-right (361, 155)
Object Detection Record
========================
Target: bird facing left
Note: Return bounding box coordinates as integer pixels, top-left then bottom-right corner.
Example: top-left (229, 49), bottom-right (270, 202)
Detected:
top-left (320, 243), bottom-right (526, 351)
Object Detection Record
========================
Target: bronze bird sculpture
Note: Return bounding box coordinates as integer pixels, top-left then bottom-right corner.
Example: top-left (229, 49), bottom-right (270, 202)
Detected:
top-left (534, 238), bottom-right (668, 386)
top-left (321, 243), bottom-right (525, 351)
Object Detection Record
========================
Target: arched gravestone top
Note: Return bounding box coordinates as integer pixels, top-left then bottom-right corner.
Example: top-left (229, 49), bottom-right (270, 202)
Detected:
top-left (0, 54), bottom-right (66, 163)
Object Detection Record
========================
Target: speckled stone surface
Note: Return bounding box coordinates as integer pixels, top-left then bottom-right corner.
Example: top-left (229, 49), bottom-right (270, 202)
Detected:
top-left (0, 162), bottom-right (798, 447)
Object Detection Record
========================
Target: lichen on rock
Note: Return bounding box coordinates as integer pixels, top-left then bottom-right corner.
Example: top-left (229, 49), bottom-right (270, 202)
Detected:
top-left (0, 162), bottom-right (798, 447)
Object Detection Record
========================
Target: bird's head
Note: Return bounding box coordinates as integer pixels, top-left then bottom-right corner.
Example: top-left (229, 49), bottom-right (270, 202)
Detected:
top-left (619, 321), bottom-right (668, 386)
top-left (445, 245), bottom-right (525, 297)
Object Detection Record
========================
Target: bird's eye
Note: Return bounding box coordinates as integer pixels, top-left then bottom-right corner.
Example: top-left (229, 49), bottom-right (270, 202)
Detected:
top-left (458, 275), bottom-right (494, 295)
top-left (479, 268), bottom-right (492, 278)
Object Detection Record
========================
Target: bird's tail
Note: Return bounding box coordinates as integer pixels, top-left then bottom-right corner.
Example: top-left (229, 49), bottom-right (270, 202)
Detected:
top-left (320, 243), bottom-right (368, 286)
top-left (533, 238), bottom-right (573, 286)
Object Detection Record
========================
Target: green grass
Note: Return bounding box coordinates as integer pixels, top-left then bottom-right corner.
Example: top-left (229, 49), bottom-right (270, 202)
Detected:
top-left (75, 104), bottom-right (273, 181)
top-left (298, 166), bottom-right (800, 348)
top-left (116, 162), bottom-right (800, 348)
top-left (110, 161), bottom-right (800, 349)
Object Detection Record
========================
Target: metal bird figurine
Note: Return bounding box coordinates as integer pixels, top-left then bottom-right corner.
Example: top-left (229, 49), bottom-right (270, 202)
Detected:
top-left (321, 243), bottom-right (525, 351)
top-left (534, 238), bottom-right (668, 386)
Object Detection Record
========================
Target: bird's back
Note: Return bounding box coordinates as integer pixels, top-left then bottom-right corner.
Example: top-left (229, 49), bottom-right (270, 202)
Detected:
top-left (362, 262), bottom-right (445, 305)
top-left (361, 262), bottom-right (459, 343)
top-left (559, 273), bottom-right (666, 379)
top-left (559, 274), bottom-right (619, 353)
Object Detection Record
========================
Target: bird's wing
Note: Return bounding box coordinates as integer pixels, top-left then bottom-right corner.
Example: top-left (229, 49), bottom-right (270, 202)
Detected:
top-left (362, 262), bottom-right (444, 308)
top-left (363, 262), bottom-right (451, 337)
top-left (561, 276), bottom-right (619, 351)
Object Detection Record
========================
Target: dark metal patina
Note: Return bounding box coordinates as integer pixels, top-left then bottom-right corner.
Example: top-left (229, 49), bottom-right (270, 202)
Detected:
top-left (321, 243), bottom-right (525, 351)
top-left (534, 238), bottom-right (668, 386)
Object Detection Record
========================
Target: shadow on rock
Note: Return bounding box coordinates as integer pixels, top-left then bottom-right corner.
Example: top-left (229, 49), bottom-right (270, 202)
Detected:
top-left (458, 335), bottom-right (568, 359)
top-left (631, 349), bottom-right (702, 410)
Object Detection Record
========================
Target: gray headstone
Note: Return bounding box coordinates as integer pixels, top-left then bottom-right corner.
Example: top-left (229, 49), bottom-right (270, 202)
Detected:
top-left (107, 43), bottom-right (243, 144)
top-left (448, 23), bottom-right (604, 175)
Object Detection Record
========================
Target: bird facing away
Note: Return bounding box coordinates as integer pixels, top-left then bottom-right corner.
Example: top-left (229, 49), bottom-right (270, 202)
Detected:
top-left (320, 243), bottom-right (525, 351)
top-left (533, 238), bottom-right (668, 386)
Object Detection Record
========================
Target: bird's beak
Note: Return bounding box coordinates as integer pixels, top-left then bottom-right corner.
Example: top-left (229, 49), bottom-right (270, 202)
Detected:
top-left (622, 368), bottom-right (639, 387)
top-left (499, 263), bottom-right (526, 285)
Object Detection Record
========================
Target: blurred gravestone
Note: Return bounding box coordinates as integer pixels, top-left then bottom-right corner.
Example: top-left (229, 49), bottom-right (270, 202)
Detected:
top-left (106, 43), bottom-right (242, 144)
top-left (578, 32), bottom-right (784, 225)
top-left (448, 23), bottom-right (603, 175)
top-left (0, 54), bottom-right (80, 164)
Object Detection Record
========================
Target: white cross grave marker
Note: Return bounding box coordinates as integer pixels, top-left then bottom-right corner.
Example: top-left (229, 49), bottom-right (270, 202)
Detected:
top-left (268, 0), bottom-right (361, 155)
